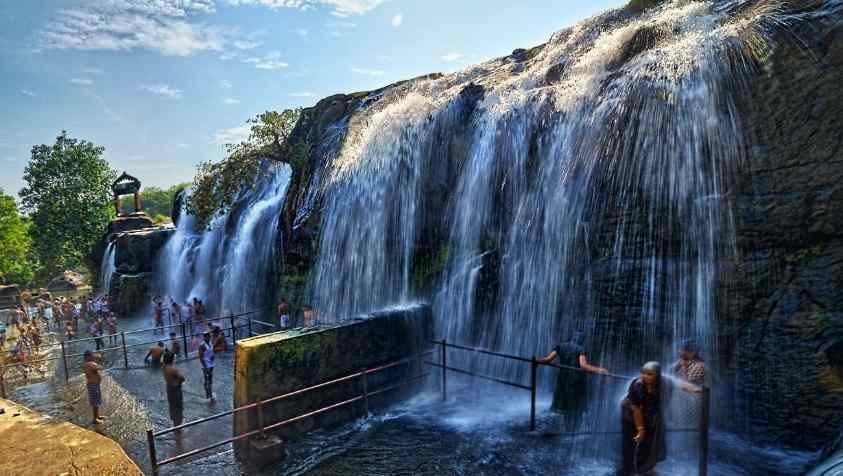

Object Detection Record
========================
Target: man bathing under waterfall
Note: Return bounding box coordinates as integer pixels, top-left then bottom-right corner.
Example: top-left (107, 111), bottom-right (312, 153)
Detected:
top-left (537, 330), bottom-right (608, 432)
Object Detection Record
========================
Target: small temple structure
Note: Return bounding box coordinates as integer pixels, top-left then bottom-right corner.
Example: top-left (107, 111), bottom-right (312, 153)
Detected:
top-left (112, 172), bottom-right (142, 216)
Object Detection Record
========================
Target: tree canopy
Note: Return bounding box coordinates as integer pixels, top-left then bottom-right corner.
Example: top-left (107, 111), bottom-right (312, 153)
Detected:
top-left (19, 131), bottom-right (116, 283)
top-left (140, 183), bottom-right (190, 223)
top-left (0, 189), bottom-right (34, 285)
top-left (187, 108), bottom-right (309, 227)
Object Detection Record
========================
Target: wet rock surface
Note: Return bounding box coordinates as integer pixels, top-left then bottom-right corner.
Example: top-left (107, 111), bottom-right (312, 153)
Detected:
top-left (0, 397), bottom-right (143, 475)
top-left (723, 4), bottom-right (843, 449)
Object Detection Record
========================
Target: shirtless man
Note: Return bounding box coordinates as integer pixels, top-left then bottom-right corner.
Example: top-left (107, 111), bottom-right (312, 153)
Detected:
top-left (154, 301), bottom-right (165, 333)
top-left (83, 350), bottom-right (106, 424)
top-left (163, 351), bottom-right (186, 427)
top-left (145, 341), bottom-right (166, 367)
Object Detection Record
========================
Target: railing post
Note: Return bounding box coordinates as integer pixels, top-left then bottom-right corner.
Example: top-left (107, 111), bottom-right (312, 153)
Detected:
top-left (530, 356), bottom-right (538, 431)
top-left (256, 399), bottom-right (265, 437)
top-left (699, 386), bottom-right (710, 476)
top-left (361, 368), bottom-right (369, 417)
top-left (121, 332), bottom-right (129, 369)
top-left (147, 429), bottom-right (159, 475)
top-left (229, 314), bottom-right (236, 346)
top-left (0, 369), bottom-right (6, 399)
top-left (440, 339), bottom-right (447, 402)
top-left (60, 341), bottom-right (69, 383)
top-left (181, 322), bottom-right (189, 358)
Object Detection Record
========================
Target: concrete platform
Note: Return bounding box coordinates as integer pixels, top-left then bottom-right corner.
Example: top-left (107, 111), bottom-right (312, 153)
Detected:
top-left (0, 398), bottom-right (142, 476)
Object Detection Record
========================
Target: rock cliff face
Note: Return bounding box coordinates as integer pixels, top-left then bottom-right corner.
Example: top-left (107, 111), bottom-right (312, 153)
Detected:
top-left (723, 3), bottom-right (843, 448)
top-left (91, 213), bottom-right (173, 315)
top-left (271, 0), bottom-right (843, 451)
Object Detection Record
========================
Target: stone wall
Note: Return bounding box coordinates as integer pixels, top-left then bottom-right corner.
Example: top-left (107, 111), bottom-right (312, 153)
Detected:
top-left (105, 227), bottom-right (174, 315)
top-left (233, 305), bottom-right (432, 463)
top-left (721, 7), bottom-right (843, 449)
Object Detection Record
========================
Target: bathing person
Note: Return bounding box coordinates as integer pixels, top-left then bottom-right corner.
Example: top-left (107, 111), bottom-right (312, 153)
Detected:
top-left (154, 301), bottom-right (165, 333)
top-left (620, 361), bottom-right (701, 476)
top-left (145, 341), bottom-right (165, 367)
top-left (672, 339), bottom-right (707, 386)
top-left (106, 313), bottom-right (118, 346)
top-left (168, 331), bottom-right (181, 357)
top-left (171, 301), bottom-right (182, 324)
top-left (199, 332), bottom-right (215, 401)
top-left (537, 331), bottom-right (607, 430)
top-left (277, 298), bottom-right (291, 329)
top-left (302, 305), bottom-right (315, 327)
top-left (163, 350), bottom-right (185, 427)
top-left (671, 339), bottom-right (709, 441)
top-left (83, 350), bottom-right (105, 425)
top-left (212, 326), bottom-right (227, 353)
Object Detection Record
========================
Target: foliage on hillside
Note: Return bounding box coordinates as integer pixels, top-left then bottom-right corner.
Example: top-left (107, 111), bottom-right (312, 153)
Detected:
top-left (187, 108), bottom-right (309, 228)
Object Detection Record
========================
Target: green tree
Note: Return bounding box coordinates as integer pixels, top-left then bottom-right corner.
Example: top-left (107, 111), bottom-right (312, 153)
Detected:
top-left (187, 108), bottom-right (309, 227)
top-left (140, 183), bottom-right (189, 223)
top-left (0, 189), bottom-right (34, 285)
top-left (19, 131), bottom-right (116, 283)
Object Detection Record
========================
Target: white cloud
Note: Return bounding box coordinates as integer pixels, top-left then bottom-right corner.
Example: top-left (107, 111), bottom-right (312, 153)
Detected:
top-left (224, 97), bottom-right (240, 104)
top-left (20, 90), bottom-right (35, 96)
top-left (225, 0), bottom-right (387, 17)
top-left (391, 13), bottom-right (402, 27)
top-left (351, 66), bottom-right (384, 76)
top-left (289, 91), bottom-right (313, 97)
top-left (441, 52), bottom-right (463, 62)
top-left (212, 124), bottom-right (250, 145)
top-left (233, 39), bottom-right (261, 50)
top-left (220, 79), bottom-right (232, 88)
top-left (69, 78), bottom-right (94, 85)
top-left (40, 1), bottom-right (229, 57)
top-left (177, 142), bottom-right (189, 148)
top-left (294, 28), bottom-right (309, 36)
top-left (141, 83), bottom-right (183, 98)
top-left (244, 51), bottom-right (288, 70)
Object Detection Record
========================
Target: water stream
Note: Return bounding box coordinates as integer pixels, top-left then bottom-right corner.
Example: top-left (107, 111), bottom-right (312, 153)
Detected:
top-left (155, 165), bottom-right (291, 316)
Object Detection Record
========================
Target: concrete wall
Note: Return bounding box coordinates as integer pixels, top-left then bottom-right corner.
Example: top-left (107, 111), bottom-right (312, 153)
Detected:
top-left (233, 304), bottom-right (432, 461)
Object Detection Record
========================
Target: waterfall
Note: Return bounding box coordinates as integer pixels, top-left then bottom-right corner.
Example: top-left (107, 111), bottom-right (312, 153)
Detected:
top-left (100, 241), bottom-right (116, 297)
top-left (155, 165), bottom-right (291, 316)
top-left (305, 1), bottom-right (793, 458)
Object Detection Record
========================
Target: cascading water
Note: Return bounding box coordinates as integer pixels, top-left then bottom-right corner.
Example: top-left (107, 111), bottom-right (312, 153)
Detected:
top-left (155, 165), bottom-right (291, 316)
top-left (100, 241), bottom-right (116, 296)
top-left (306, 0), bottom-right (794, 467)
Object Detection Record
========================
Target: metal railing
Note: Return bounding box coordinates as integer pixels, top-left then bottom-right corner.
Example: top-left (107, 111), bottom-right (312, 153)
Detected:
top-left (146, 349), bottom-right (434, 474)
top-left (0, 308), bottom-right (278, 397)
top-left (428, 339), bottom-right (711, 476)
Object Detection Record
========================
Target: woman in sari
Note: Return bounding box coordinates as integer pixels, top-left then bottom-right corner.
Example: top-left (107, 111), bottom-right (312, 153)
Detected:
top-left (620, 361), bottom-right (701, 475)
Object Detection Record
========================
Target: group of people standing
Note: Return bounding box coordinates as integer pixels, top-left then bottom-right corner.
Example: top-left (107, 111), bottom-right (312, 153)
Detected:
top-left (276, 298), bottom-right (318, 330)
top-left (540, 333), bottom-right (708, 476)
top-left (152, 295), bottom-right (208, 334)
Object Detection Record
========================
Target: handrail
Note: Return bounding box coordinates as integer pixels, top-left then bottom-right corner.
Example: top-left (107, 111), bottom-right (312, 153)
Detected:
top-left (431, 338), bottom-right (710, 475)
top-left (433, 339), bottom-right (633, 381)
top-left (147, 349), bottom-right (432, 472)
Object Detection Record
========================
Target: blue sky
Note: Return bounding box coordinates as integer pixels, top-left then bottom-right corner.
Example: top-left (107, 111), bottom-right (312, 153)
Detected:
top-left (0, 0), bottom-right (625, 197)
